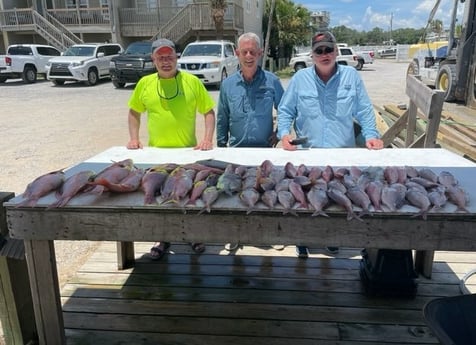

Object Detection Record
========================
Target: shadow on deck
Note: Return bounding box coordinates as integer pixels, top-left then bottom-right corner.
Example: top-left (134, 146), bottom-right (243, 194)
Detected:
top-left (61, 243), bottom-right (476, 344)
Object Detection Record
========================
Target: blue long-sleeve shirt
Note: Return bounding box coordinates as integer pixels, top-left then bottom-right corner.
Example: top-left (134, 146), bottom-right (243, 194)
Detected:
top-left (277, 64), bottom-right (380, 148)
top-left (217, 67), bottom-right (284, 147)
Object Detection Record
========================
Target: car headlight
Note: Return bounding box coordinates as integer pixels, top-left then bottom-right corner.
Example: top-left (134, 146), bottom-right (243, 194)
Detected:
top-left (206, 61), bottom-right (220, 69)
top-left (144, 61), bottom-right (154, 69)
top-left (109, 61), bottom-right (116, 68)
top-left (71, 61), bottom-right (84, 67)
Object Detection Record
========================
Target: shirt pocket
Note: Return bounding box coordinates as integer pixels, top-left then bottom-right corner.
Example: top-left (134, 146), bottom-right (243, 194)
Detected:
top-left (255, 89), bottom-right (274, 117)
top-left (336, 87), bottom-right (356, 119)
top-left (297, 94), bottom-right (320, 119)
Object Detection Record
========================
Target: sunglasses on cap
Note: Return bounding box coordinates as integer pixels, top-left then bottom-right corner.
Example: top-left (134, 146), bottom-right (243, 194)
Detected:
top-left (314, 46), bottom-right (334, 55)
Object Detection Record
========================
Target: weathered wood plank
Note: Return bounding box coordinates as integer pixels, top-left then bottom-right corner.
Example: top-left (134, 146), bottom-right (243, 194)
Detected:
top-left (24, 240), bottom-right (65, 345)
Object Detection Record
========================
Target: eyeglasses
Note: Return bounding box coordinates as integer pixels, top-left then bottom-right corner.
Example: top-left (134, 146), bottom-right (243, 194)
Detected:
top-left (314, 47), bottom-right (334, 55)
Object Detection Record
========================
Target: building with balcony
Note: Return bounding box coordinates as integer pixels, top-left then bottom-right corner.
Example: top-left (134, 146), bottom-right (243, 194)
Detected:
top-left (0, 0), bottom-right (262, 53)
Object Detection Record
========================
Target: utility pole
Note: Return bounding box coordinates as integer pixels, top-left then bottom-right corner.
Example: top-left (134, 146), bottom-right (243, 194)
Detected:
top-left (390, 12), bottom-right (393, 44)
top-left (262, 0), bottom-right (276, 70)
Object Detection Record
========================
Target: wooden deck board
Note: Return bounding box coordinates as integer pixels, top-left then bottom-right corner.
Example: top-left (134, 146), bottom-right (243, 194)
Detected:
top-left (60, 242), bottom-right (476, 344)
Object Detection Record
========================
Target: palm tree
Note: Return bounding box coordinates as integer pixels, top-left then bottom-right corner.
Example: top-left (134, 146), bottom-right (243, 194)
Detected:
top-left (210, 0), bottom-right (227, 39)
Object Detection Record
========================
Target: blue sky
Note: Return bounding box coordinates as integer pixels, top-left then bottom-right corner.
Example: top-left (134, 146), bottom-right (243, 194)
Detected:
top-left (296, 0), bottom-right (458, 32)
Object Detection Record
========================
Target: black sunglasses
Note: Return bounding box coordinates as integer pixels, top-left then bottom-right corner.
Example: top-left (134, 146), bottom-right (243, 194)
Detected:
top-left (314, 46), bottom-right (334, 55)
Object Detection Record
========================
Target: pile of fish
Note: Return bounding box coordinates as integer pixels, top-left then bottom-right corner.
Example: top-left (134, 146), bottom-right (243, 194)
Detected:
top-left (16, 158), bottom-right (470, 220)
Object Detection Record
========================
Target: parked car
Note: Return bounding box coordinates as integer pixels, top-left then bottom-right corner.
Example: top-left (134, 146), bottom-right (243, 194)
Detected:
top-left (0, 44), bottom-right (61, 83)
top-left (177, 40), bottom-right (239, 88)
top-left (46, 43), bottom-right (123, 86)
top-left (377, 47), bottom-right (397, 58)
top-left (109, 41), bottom-right (156, 88)
top-left (355, 50), bottom-right (375, 65)
top-left (288, 46), bottom-right (361, 72)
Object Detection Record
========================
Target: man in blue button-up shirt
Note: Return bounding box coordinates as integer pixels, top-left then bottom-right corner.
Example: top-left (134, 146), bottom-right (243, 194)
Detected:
top-left (217, 32), bottom-right (285, 252)
top-left (278, 31), bottom-right (384, 257)
top-left (217, 32), bottom-right (284, 148)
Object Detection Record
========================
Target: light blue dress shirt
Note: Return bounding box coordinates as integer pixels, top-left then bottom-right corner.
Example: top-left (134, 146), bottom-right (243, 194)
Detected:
top-left (217, 67), bottom-right (284, 147)
top-left (277, 64), bottom-right (380, 148)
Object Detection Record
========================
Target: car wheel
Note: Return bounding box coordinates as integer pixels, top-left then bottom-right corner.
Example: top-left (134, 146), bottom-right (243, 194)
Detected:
top-left (294, 63), bottom-right (306, 72)
top-left (0, 76), bottom-right (7, 83)
top-left (52, 80), bottom-right (65, 86)
top-left (23, 66), bottom-right (37, 83)
top-left (112, 80), bottom-right (126, 88)
top-left (436, 64), bottom-right (457, 102)
top-left (85, 68), bottom-right (99, 86)
top-left (407, 60), bottom-right (419, 76)
top-left (216, 68), bottom-right (227, 89)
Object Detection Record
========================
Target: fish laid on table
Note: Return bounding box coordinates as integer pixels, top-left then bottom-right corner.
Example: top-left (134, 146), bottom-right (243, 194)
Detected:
top-left (307, 185), bottom-right (329, 217)
top-left (239, 188), bottom-right (260, 214)
top-left (217, 164), bottom-right (242, 196)
top-left (261, 190), bottom-right (278, 209)
top-left (406, 189), bottom-right (431, 220)
top-left (446, 185), bottom-right (469, 213)
top-left (87, 158), bottom-right (135, 194)
top-left (92, 168), bottom-right (145, 193)
top-left (327, 187), bottom-right (361, 221)
top-left (49, 170), bottom-right (96, 208)
top-left (17, 169), bottom-right (65, 207)
top-left (198, 186), bottom-right (220, 215)
top-left (277, 190), bottom-right (297, 216)
top-left (186, 180), bottom-right (208, 206)
top-left (289, 181), bottom-right (308, 209)
top-left (161, 167), bottom-right (194, 205)
top-left (346, 185), bottom-right (372, 217)
top-left (141, 168), bottom-right (169, 205)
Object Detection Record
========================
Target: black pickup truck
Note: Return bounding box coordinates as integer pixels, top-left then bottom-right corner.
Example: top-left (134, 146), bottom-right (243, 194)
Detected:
top-left (109, 41), bottom-right (156, 88)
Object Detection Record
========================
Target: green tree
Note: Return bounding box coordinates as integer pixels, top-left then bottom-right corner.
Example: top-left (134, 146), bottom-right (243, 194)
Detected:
top-left (210, 0), bottom-right (227, 39)
top-left (263, 0), bottom-right (311, 61)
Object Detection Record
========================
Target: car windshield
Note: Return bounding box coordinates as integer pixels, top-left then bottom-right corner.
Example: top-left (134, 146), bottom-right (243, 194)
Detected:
top-left (182, 44), bottom-right (222, 57)
top-left (125, 42), bottom-right (152, 55)
top-left (63, 46), bottom-right (96, 57)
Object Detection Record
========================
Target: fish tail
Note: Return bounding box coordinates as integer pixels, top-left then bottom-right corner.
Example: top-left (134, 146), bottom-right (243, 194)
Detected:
top-left (456, 206), bottom-right (470, 213)
top-left (311, 210), bottom-right (329, 217)
top-left (347, 211), bottom-right (363, 222)
top-left (246, 207), bottom-right (254, 215)
top-left (144, 195), bottom-right (158, 205)
top-left (16, 198), bottom-right (38, 208)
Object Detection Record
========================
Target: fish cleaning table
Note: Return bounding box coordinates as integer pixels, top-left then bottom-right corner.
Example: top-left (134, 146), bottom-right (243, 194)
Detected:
top-left (5, 147), bottom-right (476, 345)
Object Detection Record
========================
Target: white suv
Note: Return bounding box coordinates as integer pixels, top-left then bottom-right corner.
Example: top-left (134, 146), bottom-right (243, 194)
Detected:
top-left (177, 40), bottom-right (239, 88)
top-left (46, 43), bottom-right (123, 86)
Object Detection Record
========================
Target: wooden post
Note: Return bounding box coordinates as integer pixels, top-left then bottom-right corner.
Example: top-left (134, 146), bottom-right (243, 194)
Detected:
top-left (0, 192), bottom-right (37, 344)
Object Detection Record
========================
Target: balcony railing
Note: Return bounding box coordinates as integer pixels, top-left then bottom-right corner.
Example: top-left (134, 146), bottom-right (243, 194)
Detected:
top-left (46, 7), bottom-right (110, 26)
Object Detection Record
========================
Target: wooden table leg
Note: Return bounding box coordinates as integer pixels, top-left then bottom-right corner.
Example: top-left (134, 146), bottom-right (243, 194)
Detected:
top-left (415, 250), bottom-right (435, 279)
top-left (116, 241), bottom-right (135, 270)
top-left (24, 240), bottom-right (65, 345)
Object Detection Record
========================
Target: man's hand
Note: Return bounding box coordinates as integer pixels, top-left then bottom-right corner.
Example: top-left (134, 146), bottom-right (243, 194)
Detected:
top-left (126, 139), bottom-right (143, 149)
top-left (194, 139), bottom-right (214, 151)
top-left (281, 134), bottom-right (297, 151)
top-left (366, 138), bottom-right (384, 150)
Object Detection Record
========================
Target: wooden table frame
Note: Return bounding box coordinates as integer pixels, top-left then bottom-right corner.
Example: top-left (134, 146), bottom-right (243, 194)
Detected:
top-left (5, 147), bottom-right (476, 345)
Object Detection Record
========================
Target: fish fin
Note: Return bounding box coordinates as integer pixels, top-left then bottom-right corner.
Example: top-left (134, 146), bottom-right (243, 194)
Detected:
top-left (311, 210), bottom-right (329, 217)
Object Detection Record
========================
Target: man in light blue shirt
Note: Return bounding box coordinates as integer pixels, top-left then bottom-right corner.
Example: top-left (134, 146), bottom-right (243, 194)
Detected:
top-left (278, 31), bottom-right (383, 256)
top-left (278, 31), bottom-right (383, 150)
top-left (217, 32), bottom-right (284, 148)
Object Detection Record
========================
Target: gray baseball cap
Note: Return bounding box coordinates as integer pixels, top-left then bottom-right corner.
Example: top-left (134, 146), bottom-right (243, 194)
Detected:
top-left (151, 38), bottom-right (175, 54)
top-left (312, 31), bottom-right (337, 50)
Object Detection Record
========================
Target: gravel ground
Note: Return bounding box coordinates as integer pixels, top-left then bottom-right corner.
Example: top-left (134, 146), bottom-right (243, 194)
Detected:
top-left (2, 59), bottom-right (469, 340)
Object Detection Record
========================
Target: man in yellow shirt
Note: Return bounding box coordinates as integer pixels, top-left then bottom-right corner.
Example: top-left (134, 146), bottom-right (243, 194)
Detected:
top-left (127, 38), bottom-right (215, 259)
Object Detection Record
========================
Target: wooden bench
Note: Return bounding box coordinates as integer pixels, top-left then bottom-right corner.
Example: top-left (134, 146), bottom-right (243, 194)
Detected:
top-left (381, 74), bottom-right (445, 278)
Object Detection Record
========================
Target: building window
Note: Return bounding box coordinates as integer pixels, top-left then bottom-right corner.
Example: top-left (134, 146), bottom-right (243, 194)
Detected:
top-left (66, 0), bottom-right (89, 8)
